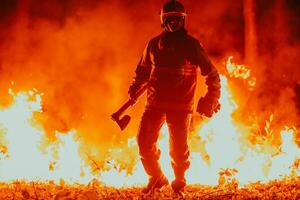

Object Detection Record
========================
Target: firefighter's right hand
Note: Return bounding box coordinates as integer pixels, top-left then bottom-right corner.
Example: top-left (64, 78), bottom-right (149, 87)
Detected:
top-left (196, 97), bottom-right (220, 118)
top-left (128, 83), bottom-right (140, 99)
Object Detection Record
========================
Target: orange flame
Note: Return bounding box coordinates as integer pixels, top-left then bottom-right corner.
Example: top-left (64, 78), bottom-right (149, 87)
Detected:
top-left (0, 0), bottom-right (299, 189)
top-left (226, 56), bottom-right (256, 88)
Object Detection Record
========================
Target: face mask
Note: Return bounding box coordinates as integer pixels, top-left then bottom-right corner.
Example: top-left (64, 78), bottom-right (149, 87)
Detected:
top-left (164, 16), bottom-right (184, 32)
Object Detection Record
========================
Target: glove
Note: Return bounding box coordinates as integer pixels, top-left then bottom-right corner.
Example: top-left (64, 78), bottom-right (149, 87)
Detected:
top-left (128, 82), bottom-right (141, 99)
top-left (196, 97), bottom-right (220, 117)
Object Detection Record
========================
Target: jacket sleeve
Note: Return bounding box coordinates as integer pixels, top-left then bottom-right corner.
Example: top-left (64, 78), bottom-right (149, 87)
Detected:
top-left (195, 41), bottom-right (221, 103)
top-left (132, 42), bottom-right (153, 85)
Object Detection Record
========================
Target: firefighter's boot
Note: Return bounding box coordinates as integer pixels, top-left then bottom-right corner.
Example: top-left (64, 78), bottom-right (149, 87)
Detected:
top-left (142, 174), bottom-right (169, 193)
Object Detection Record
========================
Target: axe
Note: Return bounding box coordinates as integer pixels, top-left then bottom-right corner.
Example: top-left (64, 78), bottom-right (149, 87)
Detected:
top-left (111, 83), bottom-right (149, 130)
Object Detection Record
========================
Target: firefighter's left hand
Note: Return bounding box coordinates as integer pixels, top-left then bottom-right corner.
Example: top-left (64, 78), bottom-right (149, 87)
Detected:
top-left (196, 97), bottom-right (220, 118)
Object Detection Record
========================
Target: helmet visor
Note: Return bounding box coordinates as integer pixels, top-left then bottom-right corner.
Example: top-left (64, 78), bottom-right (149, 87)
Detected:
top-left (161, 11), bottom-right (187, 18)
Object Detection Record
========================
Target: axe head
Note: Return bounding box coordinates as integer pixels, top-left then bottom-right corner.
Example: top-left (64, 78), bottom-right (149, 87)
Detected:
top-left (111, 113), bottom-right (131, 131)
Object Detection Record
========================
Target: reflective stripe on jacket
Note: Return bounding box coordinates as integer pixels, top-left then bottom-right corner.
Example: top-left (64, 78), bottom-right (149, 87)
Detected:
top-left (133, 29), bottom-right (220, 112)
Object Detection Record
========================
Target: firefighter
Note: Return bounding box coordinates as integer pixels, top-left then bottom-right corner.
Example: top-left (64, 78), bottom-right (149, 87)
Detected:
top-left (128, 0), bottom-right (221, 194)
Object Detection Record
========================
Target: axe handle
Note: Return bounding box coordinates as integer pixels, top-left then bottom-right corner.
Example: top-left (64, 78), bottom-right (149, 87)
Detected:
top-left (112, 82), bottom-right (149, 118)
top-left (131, 82), bottom-right (149, 100)
top-left (113, 99), bottom-right (135, 117)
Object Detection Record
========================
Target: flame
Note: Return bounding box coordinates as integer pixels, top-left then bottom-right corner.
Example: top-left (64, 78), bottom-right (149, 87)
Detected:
top-left (100, 75), bottom-right (299, 187)
top-left (0, 63), bottom-right (299, 188)
top-left (0, 0), bottom-right (298, 193)
top-left (226, 56), bottom-right (250, 79)
top-left (0, 89), bottom-right (93, 184)
top-left (0, 59), bottom-right (300, 187)
top-left (226, 56), bottom-right (256, 88)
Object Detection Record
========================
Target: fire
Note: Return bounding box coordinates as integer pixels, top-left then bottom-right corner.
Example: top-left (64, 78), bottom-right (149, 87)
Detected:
top-left (0, 64), bottom-right (299, 188)
top-left (0, 2), bottom-right (298, 198)
top-left (99, 71), bottom-right (299, 187)
top-left (226, 56), bottom-right (256, 88)
top-left (0, 89), bottom-right (93, 184)
top-left (226, 56), bottom-right (250, 79)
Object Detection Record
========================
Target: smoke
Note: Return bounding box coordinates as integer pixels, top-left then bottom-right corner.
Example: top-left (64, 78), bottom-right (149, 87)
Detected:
top-left (0, 0), bottom-right (299, 175)
top-left (0, 0), bottom-right (156, 173)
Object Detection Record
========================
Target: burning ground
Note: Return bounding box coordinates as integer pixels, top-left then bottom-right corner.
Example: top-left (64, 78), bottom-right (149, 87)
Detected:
top-left (0, 177), bottom-right (300, 199)
top-left (0, 0), bottom-right (299, 197)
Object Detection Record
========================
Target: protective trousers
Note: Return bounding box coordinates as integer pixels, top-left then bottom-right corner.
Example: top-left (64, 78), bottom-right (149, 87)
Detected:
top-left (137, 109), bottom-right (191, 181)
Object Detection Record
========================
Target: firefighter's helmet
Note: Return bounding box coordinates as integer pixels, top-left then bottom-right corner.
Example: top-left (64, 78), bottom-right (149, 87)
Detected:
top-left (160, 0), bottom-right (187, 27)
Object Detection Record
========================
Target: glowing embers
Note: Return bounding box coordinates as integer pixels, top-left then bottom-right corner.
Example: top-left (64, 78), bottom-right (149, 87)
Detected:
top-left (226, 56), bottom-right (250, 79)
top-left (226, 56), bottom-right (256, 87)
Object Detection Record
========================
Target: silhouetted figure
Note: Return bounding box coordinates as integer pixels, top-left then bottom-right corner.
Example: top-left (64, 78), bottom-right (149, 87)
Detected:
top-left (128, 0), bottom-right (221, 194)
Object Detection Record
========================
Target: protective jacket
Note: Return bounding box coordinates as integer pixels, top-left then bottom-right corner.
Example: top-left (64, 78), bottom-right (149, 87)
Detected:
top-left (131, 29), bottom-right (220, 112)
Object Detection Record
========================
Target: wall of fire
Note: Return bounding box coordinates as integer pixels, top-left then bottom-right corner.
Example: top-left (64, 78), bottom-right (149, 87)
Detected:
top-left (0, 0), bottom-right (299, 173)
